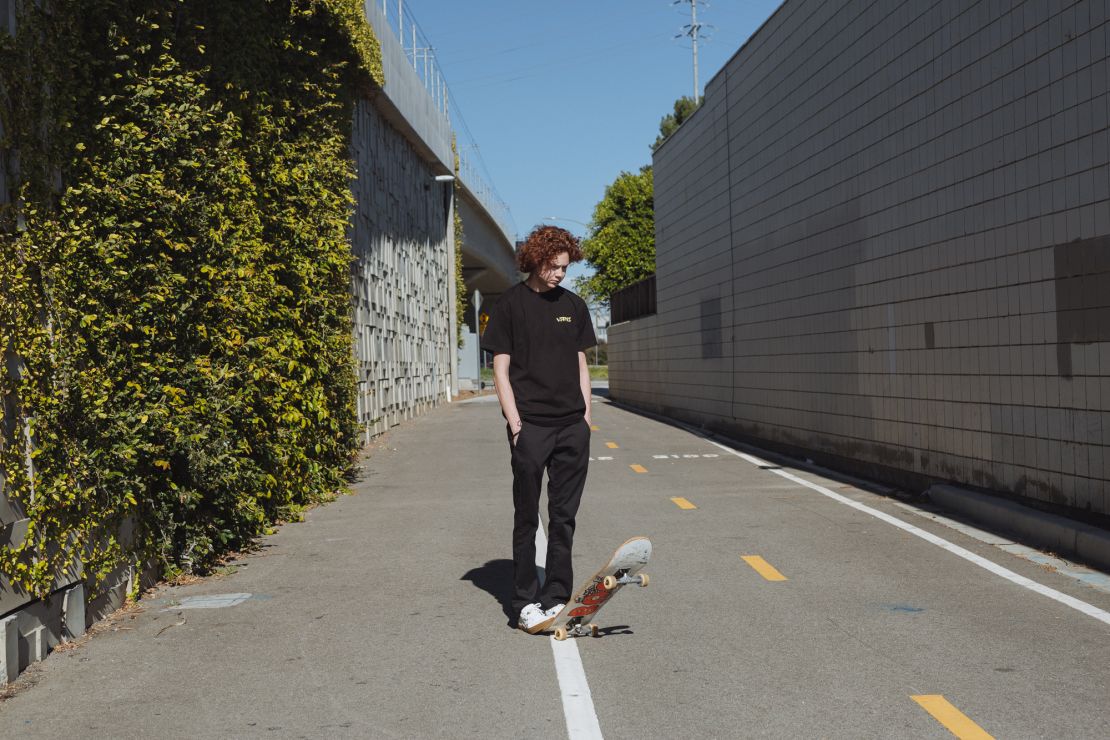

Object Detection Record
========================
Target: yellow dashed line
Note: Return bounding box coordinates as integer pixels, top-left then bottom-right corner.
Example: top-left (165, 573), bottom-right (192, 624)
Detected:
top-left (670, 497), bottom-right (697, 510)
top-left (606, 442), bottom-right (619, 449)
top-left (741, 555), bottom-right (787, 581)
top-left (912, 695), bottom-right (994, 739)
top-left (590, 425), bottom-right (600, 431)
top-left (630, 464), bottom-right (648, 474)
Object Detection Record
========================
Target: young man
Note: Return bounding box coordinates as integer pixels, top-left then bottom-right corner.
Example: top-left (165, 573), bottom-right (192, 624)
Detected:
top-left (480, 225), bottom-right (597, 633)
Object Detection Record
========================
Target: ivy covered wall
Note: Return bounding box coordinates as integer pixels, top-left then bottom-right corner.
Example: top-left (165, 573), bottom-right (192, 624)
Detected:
top-left (0, 0), bottom-right (383, 599)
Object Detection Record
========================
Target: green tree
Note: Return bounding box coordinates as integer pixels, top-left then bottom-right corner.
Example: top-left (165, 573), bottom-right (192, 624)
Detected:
top-left (574, 165), bottom-right (655, 307)
top-left (652, 95), bottom-right (700, 151)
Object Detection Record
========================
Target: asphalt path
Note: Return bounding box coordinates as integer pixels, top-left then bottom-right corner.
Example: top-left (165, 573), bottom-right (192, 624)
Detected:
top-left (1, 392), bottom-right (1109, 738)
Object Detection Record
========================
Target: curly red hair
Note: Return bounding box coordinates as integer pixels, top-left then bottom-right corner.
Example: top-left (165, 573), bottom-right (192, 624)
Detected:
top-left (516, 225), bottom-right (583, 274)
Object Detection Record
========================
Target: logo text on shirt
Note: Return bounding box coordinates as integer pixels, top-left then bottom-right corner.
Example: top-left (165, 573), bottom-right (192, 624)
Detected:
top-left (556, 316), bottom-right (572, 323)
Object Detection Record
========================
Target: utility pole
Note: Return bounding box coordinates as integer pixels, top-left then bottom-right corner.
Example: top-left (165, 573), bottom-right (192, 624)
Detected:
top-left (674, 0), bottom-right (708, 104)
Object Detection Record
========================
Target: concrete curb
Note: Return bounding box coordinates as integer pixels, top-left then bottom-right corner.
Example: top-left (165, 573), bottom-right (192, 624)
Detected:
top-left (927, 484), bottom-right (1110, 574)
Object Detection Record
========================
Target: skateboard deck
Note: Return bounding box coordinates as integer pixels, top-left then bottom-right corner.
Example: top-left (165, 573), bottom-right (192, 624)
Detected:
top-left (550, 536), bottom-right (651, 640)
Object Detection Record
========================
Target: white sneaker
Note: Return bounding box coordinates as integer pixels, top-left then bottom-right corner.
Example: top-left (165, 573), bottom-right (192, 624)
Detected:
top-left (544, 603), bottom-right (566, 619)
top-left (518, 603), bottom-right (554, 634)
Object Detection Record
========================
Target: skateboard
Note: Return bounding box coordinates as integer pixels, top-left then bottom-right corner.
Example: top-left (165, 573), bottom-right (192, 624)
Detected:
top-left (550, 536), bottom-right (651, 641)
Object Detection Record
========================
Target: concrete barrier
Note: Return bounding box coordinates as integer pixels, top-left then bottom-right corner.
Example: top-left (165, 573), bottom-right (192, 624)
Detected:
top-left (928, 483), bottom-right (1110, 573)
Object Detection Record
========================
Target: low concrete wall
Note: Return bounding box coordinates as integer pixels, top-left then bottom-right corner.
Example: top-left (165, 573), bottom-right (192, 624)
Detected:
top-left (928, 483), bottom-right (1110, 571)
top-left (613, 0), bottom-right (1110, 520)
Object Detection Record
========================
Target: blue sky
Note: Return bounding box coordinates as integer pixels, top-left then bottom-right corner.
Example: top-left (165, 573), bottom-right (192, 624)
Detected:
top-left (400, 0), bottom-right (784, 288)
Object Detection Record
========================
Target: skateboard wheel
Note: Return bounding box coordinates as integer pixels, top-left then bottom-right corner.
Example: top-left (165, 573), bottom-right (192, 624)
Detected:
top-left (639, 573), bottom-right (650, 587)
top-left (602, 576), bottom-right (617, 590)
top-left (554, 627), bottom-right (568, 641)
top-left (589, 624), bottom-right (599, 638)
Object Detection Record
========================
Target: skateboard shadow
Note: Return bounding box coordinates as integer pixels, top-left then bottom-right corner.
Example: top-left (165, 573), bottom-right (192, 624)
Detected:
top-left (460, 559), bottom-right (518, 627)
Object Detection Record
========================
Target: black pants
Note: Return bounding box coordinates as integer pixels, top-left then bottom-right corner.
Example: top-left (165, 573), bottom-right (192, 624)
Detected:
top-left (508, 419), bottom-right (590, 615)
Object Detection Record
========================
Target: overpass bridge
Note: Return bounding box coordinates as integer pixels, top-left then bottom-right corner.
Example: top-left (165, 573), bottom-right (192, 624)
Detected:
top-left (356, 0), bottom-right (517, 409)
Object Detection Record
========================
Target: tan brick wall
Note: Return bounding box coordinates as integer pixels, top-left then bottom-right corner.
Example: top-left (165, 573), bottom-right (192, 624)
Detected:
top-left (613, 0), bottom-right (1110, 515)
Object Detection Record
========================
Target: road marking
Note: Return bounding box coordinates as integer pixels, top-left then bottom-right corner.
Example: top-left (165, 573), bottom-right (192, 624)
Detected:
top-left (705, 438), bottom-right (1110, 627)
top-left (606, 442), bottom-right (619, 449)
top-left (535, 527), bottom-right (604, 739)
top-left (892, 502), bottom-right (1110, 597)
top-left (912, 695), bottom-right (994, 739)
top-left (670, 497), bottom-right (697, 510)
top-left (590, 425), bottom-right (600, 431)
top-left (630, 464), bottom-right (647, 474)
top-left (741, 555), bottom-right (787, 581)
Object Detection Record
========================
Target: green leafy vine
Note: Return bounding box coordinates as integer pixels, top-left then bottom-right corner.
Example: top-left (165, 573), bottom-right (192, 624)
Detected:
top-left (0, 0), bottom-right (382, 596)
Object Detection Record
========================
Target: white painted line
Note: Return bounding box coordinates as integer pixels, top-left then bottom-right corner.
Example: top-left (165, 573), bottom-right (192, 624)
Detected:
top-left (703, 440), bottom-right (771, 468)
top-left (535, 527), bottom-right (548, 585)
top-left (550, 638), bottom-right (603, 739)
top-left (535, 526), bottom-right (604, 739)
top-left (891, 503), bottom-right (1014, 545)
top-left (705, 439), bottom-right (1110, 627)
top-left (893, 502), bottom-right (1110, 597)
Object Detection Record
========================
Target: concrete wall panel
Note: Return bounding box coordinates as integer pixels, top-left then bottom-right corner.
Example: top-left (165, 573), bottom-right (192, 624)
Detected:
top-left (349, 99), bottom-right (454, 441)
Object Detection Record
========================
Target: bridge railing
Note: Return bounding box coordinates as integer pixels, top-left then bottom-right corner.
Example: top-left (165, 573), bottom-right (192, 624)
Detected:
top-left (372, 0), bottom-right (518, 247)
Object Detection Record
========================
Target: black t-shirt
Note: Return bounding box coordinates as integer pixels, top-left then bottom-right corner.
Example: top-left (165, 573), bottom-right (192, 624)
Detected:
top-left (480, 282), bottom-right (597, 426)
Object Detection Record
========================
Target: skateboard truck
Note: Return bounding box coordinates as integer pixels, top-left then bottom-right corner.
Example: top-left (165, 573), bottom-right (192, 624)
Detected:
top-left (602, 573), bottom-right (649, 590)
top-left (554, 574), bottom-right (651, 640)
top-left (557, 623), bottom-right (602, 640)
top-left (551, 540), bottom-right (653, 642)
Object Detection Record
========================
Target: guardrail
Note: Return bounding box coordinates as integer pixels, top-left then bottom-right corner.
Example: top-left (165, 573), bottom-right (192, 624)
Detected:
top-left (373, 0), bottom-right (518, 245)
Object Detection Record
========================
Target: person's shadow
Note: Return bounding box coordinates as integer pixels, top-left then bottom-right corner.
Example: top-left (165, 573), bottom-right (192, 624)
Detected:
top-left (461, 559), bottom-right (522, 628)
top-left (461, 560), bottom-right (637, 637)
